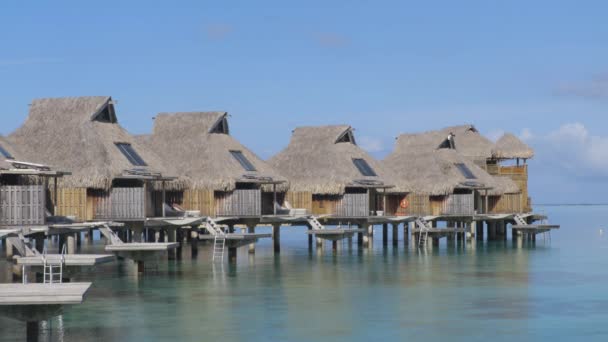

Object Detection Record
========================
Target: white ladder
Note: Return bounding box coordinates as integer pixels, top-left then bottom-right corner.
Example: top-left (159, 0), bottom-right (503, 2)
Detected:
top-left (307, 216), bottom-right (325, 231)
top-left (205, 218), bottom-right (228, 262)
top-left (213, 235), bottom-right (226, 262)
top-left (43, 245), bottom-right (65, 284)
top-left (415, 218), bottom-right (432, 248)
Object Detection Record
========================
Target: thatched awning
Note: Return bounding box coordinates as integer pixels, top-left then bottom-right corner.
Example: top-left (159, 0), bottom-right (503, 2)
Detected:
top-left (384, 132), bottom-right (520, 196)
top-left (8, 96), bottom-right (180, 190)
top-left (269, 125), bottom-right (400, 195)
top-left (139, 112), bottom-right (288, 192)
top-left (492, 133), bottom-right (534, 160)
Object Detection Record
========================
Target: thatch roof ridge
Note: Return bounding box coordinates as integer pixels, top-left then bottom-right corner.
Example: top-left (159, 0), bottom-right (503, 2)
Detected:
top-left (8, 96), bottom-right (178, 190)
top-left (492, 133), bottom-right (534, 159)
top-left (269, 125), bottom-right (403, 194)
top-left (438, 124), bottom-right (494, 160)
top-left (142, 112), bottom-right (287, 191)
top-left (384, 132), bottom-right (519, 195)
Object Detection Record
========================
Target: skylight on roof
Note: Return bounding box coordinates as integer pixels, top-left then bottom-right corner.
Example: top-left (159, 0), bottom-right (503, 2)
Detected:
top-left (230, 150), bottom-right (256, 171)
top-left (455, 163), bottom-right (476, 179)
top-left (0, 144), bottom-right (13, 159)
top-left (116, 143), bottom-right (147, 166)
top-left (353, 158), bottom-right (377, 177)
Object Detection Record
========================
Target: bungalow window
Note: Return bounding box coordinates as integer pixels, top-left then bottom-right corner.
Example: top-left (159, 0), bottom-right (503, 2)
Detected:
top-left (455, 163), bottom-right (476, 179)
top-left (115, 143), bottom-right (147, 166)
top-left (0, 145), bottom-right (13, 159)
top-left (353, 158), bottom-right (377, 177)
top-left (230, 150), bottom-right (256, 171)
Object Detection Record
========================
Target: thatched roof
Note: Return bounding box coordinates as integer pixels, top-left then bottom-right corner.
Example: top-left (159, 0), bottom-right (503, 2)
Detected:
top-left (268, 125), bottom-right (400, 195)
top-left (9, 96), bottom-right (177, 189)
top-left (439, 125), bottom-right (494, 162)
top-left (384, 132), bottom-right (520, 196)
top-left (492, 133), bottom-right (534, 160)
top-left (139, 112), bottom-right (287, 192)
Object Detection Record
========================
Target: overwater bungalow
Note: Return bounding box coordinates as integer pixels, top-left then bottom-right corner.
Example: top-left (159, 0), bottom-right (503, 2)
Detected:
top-left (383, 131), bottom-right (521, 217)
top-left (269, 125), bottom-right (401, 219)
top-left (139, 112), bottom-right (288, 219)
top-left (434, 125), bottom-right (533, 213)
top-left (8, 97), bottom-right (178, 224)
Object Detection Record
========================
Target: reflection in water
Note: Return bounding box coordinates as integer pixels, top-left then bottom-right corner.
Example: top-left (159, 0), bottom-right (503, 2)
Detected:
top-left (1, 206), bottom-right (608, 341)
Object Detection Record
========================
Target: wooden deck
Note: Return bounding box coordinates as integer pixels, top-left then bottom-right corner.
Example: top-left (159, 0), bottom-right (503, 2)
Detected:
top-left (0, 283), bottom-right (92, 305)
top-left (305, 228), bottom-right (365, 236)
top-left (15, 254), bottom-right (115, 267)
top-left (105, 242), bottom-right (179, 252)
top-left (512, 224), bottom-right (560, 230)
top-left (198, 233), bottom-right (271, 241)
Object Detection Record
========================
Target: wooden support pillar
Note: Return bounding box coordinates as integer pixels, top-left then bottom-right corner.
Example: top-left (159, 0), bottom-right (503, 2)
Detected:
top-left (382, 224), bottom-right (388, 246)
top-left (190, 230), bottom-right (199, 258)
top-left (5, 239), bottom-right (13, 260)
top-left (332, 240), bottom-right (338, 251)
top-left (392, 224), bottom-right (399, 246)
top-left (357, 227), bottom-right (363, 246)
top-left (272, 224), bottom-right (281, 254)
top-left (167, 228), bottom-right (176, 260)
top-left (476, 222), bottom-right (484, 241)
top-left (35, 235), bottom-right (44, 253)
top-left (67, 234), bottom-right (76, 254)
top-left (487, 221), bottom-right (496, 241)
top-left (57, 234), bottom-right (66, 254)
top-left (467, 221), bottom-right (475, 242)
top-left (176, 229), bottom-right (183, 260)
top-left (362, 223), bottom-right (372, 247)
top-left (26, 321), bottom-right (39, 342)
top-left (228, 247), bottom-right (237, 263)
top-left (248, 225), bottom-right (256, 254)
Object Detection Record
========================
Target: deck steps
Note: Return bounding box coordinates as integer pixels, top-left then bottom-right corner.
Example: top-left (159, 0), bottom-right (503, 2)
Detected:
top-left (307, 217), bottom-right (325, 231)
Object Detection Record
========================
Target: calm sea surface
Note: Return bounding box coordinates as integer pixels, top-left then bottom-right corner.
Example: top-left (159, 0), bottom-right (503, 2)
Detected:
top-left (1, 205), bottom-right (607, 341)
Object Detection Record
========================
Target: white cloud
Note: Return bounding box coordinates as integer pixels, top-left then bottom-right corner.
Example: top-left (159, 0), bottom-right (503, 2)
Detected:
top-left (358, 136), bottom-right (385, 153)
top-left (526, 123), bottom-right (608, 178)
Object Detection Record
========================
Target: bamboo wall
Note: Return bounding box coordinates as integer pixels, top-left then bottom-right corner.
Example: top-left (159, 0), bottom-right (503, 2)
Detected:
top-left (153, 189), bottom-right (215, 217)
top-left (311, 195), bottom-right (339, 216)
top-left (54, 188), bottom-right (90, 221)
top-left (385, 193), bottom-right (431, 216)
top-left (486, 163), bottom-right (530, 212)
top-left (285, 191), bottom-right (313, 213)
top-left (440, 194), bottom-right (474, 215)
top-left (499, 165), bottom-right (529, 212)
top-left (0, 185), bottom-right (46, 226)
top-left (488, 193), bottom-right (522, 214)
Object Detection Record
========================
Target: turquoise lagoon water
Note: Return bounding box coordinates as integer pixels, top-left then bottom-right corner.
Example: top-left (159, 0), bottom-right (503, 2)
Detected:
top-left (1, 205), bottom-right (607, 341)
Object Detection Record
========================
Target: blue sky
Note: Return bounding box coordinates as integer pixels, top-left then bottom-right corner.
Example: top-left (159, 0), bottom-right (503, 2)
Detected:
top-left (1, 0), bottom-right (607, 203)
